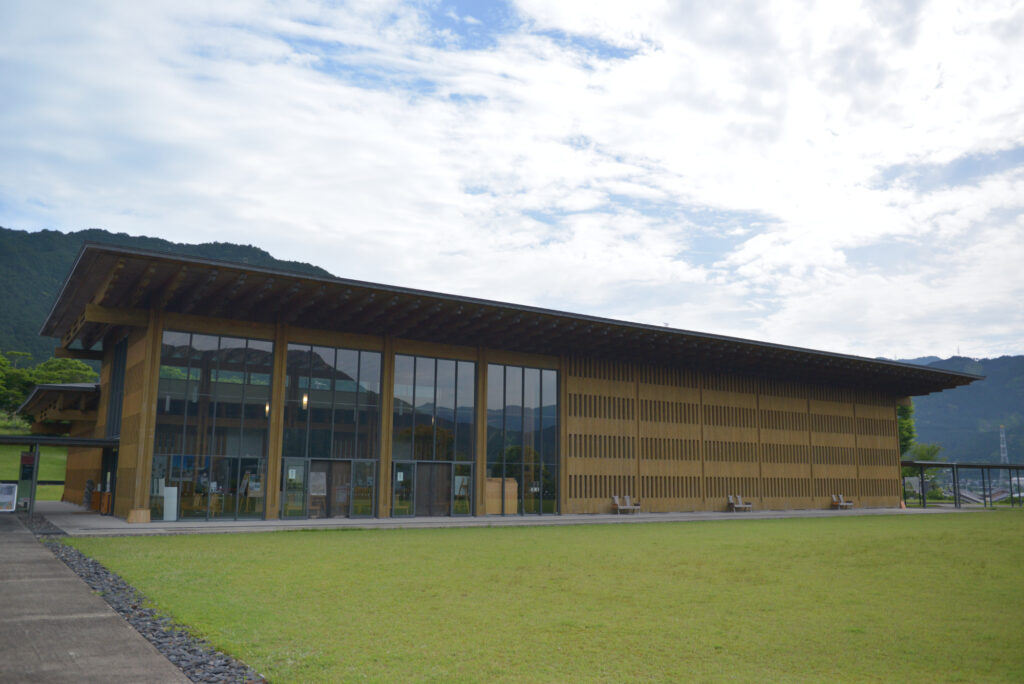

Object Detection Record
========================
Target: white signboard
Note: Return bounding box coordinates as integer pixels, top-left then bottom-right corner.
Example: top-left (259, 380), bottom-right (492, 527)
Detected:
top-left (310, 471), bottom-right (327, 497)
top-left (0, 483), bottom-right (16, 512)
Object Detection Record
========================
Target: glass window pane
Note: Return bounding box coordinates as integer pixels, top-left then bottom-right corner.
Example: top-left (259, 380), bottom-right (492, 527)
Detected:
top-left (414, 357), bottom-right (435, 460)
top-left (435, 359), bottom-right (456, 461)
top-left (357, 352), bottom-right (381, 460)
top-left (392, 355), bottom-right (415, 461)
top-left (332, 349), bottom-right (359, 460)
top-left (392, 462), bottom-right (414, 516)
top-left (156, 332), bottom-right (189, 456)
top-left (241, 339), bottom-right (272, 460)
top-left (351, 461), bottom-right (375, 517)
top-left (454, 463), bottom-right (472, 515)
top-left (455, 361), bottom-right (475, 462)
top-left (212, 337), bottom-right (246, 457)
top-left (236, 458), bottom-right (264, 518)
top-left (283, 344), bottom-right (311, 458)
top-left (541, 369), bottom-right (559, 469)
top-left (209, 456), bottom-right (238, 518)
top-left (180, 454), bottom-right (211, 519)
top-left (308, 346), bottom-right (334, 458)
top-left (504, 366), bottom-right (523, 464)
top-left (487, 364), bottom-right (504, 467)
top-left (523, 367), bottom-right (541, 469)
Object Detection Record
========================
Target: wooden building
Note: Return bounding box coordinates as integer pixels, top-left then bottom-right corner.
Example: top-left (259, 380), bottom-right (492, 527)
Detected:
top-left (37, 243), bottom-right (978, 522)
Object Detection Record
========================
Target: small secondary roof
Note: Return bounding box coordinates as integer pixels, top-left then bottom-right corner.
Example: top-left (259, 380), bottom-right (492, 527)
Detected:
top-left (42, 243), bottom-right (981, 397)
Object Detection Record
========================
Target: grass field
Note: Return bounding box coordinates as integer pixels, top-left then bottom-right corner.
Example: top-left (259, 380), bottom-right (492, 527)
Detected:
top-left (0, 443), bottom-right (66, 500)
top-left (67, 512), bottom-right (1024, 683)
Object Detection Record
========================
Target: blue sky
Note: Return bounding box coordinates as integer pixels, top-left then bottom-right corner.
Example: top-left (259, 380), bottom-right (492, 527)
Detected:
top-left (1, 0), bottom-right (1022, 359)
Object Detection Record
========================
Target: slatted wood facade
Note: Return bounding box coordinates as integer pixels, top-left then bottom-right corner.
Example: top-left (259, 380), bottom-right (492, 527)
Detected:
top-left (564, 356), bottom-right (903, 513)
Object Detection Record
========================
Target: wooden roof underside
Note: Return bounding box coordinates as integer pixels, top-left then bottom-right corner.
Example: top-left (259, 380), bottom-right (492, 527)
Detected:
top-left (41, 244), bottom-right (981, 397)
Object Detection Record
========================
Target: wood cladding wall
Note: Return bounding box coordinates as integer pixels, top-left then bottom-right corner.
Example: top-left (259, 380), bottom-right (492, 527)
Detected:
top-left (563, 358), bottom-right (902, 513)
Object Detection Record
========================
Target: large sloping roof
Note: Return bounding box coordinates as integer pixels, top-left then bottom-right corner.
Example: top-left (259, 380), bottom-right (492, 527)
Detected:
top-left (42, 243), bottom-right (980, 396)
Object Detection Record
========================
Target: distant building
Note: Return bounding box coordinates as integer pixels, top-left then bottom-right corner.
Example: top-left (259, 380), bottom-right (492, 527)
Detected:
top-left (35, 243), bottom-right (977, 522)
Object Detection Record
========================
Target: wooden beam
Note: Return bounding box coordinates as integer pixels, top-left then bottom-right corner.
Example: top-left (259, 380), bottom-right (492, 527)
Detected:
top-left (155, 265), bottom-right (190, 309)
top-left (54, 347), bottom-right (104, 361)
top-left (207, 273), bottom-right (249, 318)
top-left (60, 312), bottom-right (86, 349)
top-left (91, 258), bottom-right (126, 307)
top-left (180, 269), bottom-right (220, 315)
top-left (38, 409), bottom-right (95, 422)
top-left (84, 303), bottom-right (149, 328)
top-left (128, 262), bottom-right (159, 308)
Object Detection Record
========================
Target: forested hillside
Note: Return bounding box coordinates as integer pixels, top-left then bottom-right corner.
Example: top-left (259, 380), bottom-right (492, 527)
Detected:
top-left (0, 226), bottom-right (330, 364)
top-left (912, 356), bottom-right (1024, 464)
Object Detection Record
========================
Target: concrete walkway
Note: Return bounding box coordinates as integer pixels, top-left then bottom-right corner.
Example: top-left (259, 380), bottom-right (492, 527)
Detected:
top-left (0, 513), bottom-right (189, 683)
top-left (35, 499), bottom-right (979, 537)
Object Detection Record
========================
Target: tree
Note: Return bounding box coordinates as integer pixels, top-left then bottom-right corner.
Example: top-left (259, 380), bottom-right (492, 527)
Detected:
top-left (0, 351), bottom-right (99, 413)
top-left (897, 402), bottom-right (916, 456)
top-left (30, 357), bottom-right (98, 385)
top-left (901, 442), bottom-right (942, 479)
top-left (3, 350), bottom-right (32, 368)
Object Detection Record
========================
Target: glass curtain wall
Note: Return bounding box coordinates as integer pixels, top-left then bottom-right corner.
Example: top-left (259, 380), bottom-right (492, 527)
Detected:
top-left (486, 364), bottom-right (558, 514)
top-left (281, 343), bottom-right (381, 518)
top-left (150, 331), bottom-right (273, 521)
top-left (392, 355), bottom-right (475, 516)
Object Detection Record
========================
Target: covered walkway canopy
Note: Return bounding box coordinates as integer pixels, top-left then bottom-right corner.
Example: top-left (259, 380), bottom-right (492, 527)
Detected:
top-left (0, 435), bottom-right (120, 515)
top-left (901, 460), bottom-right (1024, 509)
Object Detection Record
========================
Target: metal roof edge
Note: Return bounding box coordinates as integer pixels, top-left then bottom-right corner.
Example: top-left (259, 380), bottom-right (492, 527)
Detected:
top-left (46, 243), bottom-right (984, 386)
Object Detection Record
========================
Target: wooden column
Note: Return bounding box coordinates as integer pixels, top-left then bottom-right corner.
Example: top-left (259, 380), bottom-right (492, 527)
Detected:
top-left (474, 347), bottom-right (488, 516)
top-left (376, 336), bottom-right (395, 517)
top-left (126, 308), bottom-right (164, 523)
top-left (264, 323), bottom-right (288, 519)
top-left (558, 355), bottom-right (569, 514)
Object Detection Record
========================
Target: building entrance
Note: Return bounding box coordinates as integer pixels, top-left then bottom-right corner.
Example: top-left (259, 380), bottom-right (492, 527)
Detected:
top-left (392, 462), bottom-right (472, 516)
top-left (282, 458), bottom-right (376, 518)
top-left (415, 463), bottom-right (451, 516)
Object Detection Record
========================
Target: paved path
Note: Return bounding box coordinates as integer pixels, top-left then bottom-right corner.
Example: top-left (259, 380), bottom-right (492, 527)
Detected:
top-left (0, 513), bottom-right (189, 683)
top-left (36, 499), bottom-right (980, 537)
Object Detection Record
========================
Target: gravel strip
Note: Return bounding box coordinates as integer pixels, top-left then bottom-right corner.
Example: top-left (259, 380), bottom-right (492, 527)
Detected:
top-left (22, 518), bottom-right (267, 683)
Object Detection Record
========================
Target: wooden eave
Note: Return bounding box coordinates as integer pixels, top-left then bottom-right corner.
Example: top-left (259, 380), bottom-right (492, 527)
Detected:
top-left (41, 243), bottom-right (983, 397)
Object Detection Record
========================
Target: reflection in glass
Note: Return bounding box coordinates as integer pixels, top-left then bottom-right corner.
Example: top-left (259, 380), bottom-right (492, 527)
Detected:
top-left (414, 357), bottom-right (436, 460)
top-left (454, 463), bottom-right (472, 515)
top-left (282, 458), bottom-right (306, 518)
top-left (352, 461), bottom-right (375, 517)
top-left (456, 361), bottom-right (475, 461)
top-left (486, 363), bottom-right (559, 515)
top-left (391, 355), bottom-right (477, 516)
top-left (393, 355), bottom-right (415, 462)
top-left (393, 462), bottom-right (413, 516)
top-left (357, 353), bottom-right (381, 460)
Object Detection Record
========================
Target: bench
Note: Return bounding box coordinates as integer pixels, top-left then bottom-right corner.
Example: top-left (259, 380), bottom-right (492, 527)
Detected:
top-left (728, 494), bottom-right (753, 512)
top-left (612, 495), bottom-right (641, 514)
top-left (831, 494), bottom-right (854, 509)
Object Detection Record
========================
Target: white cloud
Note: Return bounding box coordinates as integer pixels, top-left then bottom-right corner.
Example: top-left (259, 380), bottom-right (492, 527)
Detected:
top-left (0, 0), bottom-right (1022, 359)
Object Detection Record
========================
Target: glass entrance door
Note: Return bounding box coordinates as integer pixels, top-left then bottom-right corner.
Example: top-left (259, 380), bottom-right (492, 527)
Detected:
top-left (415, 463), bottom-right (452, 516)
top-left (309, 460), bottom-right (352, 518)
top-left (282, 458), bottom-right (306, 518)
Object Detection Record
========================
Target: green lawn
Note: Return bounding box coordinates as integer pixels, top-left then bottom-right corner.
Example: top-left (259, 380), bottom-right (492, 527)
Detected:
top-left (0, 443), bottom-right (66, 500)
top-left (67, 512), bottom-right (1024, 683)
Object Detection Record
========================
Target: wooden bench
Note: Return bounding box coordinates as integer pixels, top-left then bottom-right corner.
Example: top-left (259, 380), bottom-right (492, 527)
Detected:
top-left (831, 494), bottom-right (854, 509)
top-left (728, 494), bottom-right (753, 512)
top-left (612, 495), bottom-right (641, 514)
